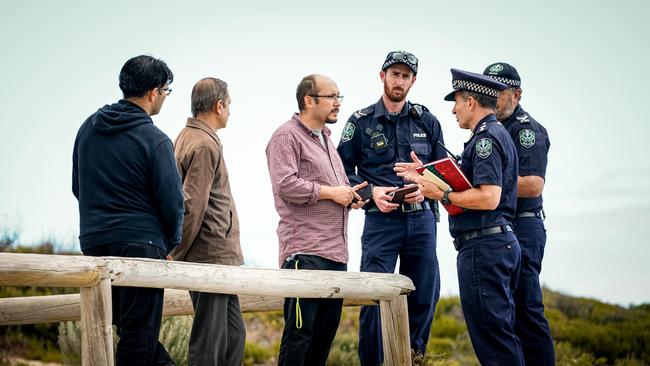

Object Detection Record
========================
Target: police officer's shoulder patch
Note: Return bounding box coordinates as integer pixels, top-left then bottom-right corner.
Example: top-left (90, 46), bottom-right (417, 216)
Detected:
top-left (475, 138), bottom-right (493, 159)
top-left (515, 113), bottom-right (530, 123)
top-left (351, 106), bottom-right (374, 121)
top-left (352, 110), bottom-right (366, 120)
top-left (476, 121), bottom-right (489, 134)
top-left (519, 129), bottom-right (535, 148)
top-left (341, 122), bottom-right (356, 143)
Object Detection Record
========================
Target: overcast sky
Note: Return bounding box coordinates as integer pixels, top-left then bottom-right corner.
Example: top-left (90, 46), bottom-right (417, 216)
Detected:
top-left (1, 0), bottom-right (649, 305)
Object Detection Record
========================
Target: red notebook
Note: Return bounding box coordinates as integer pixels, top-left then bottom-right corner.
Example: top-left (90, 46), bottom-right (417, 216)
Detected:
top-left (416, 157), bottom-right (472, 216)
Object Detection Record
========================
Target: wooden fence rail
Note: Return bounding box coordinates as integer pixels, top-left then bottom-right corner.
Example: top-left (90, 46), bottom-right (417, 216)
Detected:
top-left (0, 253), bottom-right (414, 365)
top-left (0, 289), bottom-right (377, 325)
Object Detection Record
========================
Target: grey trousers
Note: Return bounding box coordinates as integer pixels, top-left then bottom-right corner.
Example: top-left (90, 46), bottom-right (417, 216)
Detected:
top-left (188, 292), bottom-right (246, 366)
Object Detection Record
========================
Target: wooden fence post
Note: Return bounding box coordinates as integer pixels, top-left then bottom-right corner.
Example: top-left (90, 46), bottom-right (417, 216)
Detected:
top-left (380, 294), bottom-right (411, 366)
top-left (80, 277), bottom-right (113, 365)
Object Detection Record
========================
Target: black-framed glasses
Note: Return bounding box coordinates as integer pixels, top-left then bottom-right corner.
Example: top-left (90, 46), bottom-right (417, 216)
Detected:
top-left (159, 86), bottom-right (172, 96)
top-left (309, 94), bottom-right (344, 102)
top-left (389, 51), bottom-right (418, 66)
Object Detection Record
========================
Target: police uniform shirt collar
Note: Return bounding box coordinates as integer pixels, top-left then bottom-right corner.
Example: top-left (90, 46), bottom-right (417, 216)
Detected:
top-left (444, 68), bottom-right (508, 101)
top-left (373, 98), bottom-right (408, 120)
top-left (500, 104), bottom-right (523, 128)
top-left (471, 114), bottom-right (498, 134)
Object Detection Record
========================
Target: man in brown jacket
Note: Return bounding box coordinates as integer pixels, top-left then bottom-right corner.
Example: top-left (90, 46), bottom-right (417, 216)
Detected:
top-left (170, 77), bottom-right (245, 365)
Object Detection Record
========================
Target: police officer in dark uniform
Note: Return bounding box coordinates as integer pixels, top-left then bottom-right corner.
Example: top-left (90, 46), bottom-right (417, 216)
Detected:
top-left (484, 62), bottom-right (555, 366)
top-left (337, 50), bottom-right (447, 365)
top-left (398, 68), bottom-right (524, 365)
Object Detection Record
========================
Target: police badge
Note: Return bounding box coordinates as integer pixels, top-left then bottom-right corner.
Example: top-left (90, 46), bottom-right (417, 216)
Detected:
top-left (519, 129), bottom-right (535, 148)
top-left (341, 122), bottom-right (356, 142)
top-left (475, 138), bottom-right (493, 159)
top-left (488, 63), bottom-right (504, 74)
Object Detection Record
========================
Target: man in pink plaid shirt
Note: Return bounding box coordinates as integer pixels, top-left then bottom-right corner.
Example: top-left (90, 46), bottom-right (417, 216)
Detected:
top-left (266, 74), bottom-right (368, 366)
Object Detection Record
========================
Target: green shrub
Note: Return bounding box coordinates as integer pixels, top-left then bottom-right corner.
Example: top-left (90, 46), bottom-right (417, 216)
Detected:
top-left (58, 316), bottom-right (191, 365)
top-left (243, 340), bottom-right (276, 366)
top-left (427, 337), bottom-right (454, 355)
top-left (429, 315), bottom-right (467, 339)
top-left (555, 341), bottom-right (607, 366)
top-left (613, 357), bottom-right (646, 366)
top-left (159, 316), bottom-right (191, 365)
top-left (58, 321), bottom-right (81, 365)
top-left (327, 333), bottom-right (359, 366)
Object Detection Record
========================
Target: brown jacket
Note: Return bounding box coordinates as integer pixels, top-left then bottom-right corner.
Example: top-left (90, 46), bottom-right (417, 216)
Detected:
top-left (170, 118), bottom-right (243, 265)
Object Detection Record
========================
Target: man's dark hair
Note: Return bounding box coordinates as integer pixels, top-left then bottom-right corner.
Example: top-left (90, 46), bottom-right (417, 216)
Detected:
top-left (296, 75), bottom-right (319, 112)
top-left (119, 55), bottom-right (174, 99)
top-left (460, 90), bottom-right (497, 110)
top-left (191, 78), bottom-right (229, 117)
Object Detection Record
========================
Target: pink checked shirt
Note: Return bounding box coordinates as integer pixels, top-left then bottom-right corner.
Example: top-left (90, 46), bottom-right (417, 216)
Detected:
top-left (266, 114), bottom-right (350, 267)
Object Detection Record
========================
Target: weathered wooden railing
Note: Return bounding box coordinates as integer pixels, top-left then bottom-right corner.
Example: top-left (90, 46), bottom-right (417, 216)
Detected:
top-left (0, 253), bottom-right (414, 365)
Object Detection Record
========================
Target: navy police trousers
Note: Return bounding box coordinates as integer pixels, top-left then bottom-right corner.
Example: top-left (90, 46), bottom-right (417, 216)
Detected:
top-left (457, 231), bottom-right (524, 366)
top-left (512, 217), bottom-right (556, 366)
top-left (358, 209), bottom-right (440, 366)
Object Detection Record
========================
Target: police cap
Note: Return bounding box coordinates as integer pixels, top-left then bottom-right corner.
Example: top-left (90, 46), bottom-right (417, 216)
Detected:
top-left (444, 68), bottom-right (508, 101)
top-left (483, 62), bottom-right (521, 87)
top-left (382, 50), bottom-right (418, 75)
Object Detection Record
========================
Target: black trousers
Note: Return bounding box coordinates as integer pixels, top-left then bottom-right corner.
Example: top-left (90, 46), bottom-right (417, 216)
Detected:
top-left (188, 292), bottom-right (246, 366)
top-left (278, 255), bottom-right (347, 366)
top-left (83, 242), bottom-right (174, 366)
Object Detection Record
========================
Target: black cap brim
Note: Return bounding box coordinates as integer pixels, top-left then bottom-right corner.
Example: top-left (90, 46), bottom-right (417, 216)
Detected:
top-left (444, 90), bottom-right (456, 101)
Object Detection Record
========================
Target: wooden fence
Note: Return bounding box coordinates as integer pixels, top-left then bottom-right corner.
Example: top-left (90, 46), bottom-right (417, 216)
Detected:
top-left (0, 253), bottom-right (414, 365)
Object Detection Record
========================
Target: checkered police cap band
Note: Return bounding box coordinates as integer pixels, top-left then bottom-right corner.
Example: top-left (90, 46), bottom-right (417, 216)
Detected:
top-left (452, 79), bottom-right (502, 98)
top-left (483, 63), bottom-right (521, 87)
top-left (489, 76), bottom-right (521, 87)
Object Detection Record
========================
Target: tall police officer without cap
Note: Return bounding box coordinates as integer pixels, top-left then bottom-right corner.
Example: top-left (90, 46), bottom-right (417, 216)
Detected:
top-left (337, 50), bottom-right (447, 365)
top-left (484, 62), bottom-right (555, 366)
top-left (397, 68), bottom-right (524, 365)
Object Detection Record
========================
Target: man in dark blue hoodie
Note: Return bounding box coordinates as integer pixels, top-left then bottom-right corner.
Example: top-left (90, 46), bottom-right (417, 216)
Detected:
top-left (72, 54), bottom-right (183, 365)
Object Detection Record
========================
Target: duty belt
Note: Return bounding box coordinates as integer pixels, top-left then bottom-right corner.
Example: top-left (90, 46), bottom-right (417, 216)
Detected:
top-left (453, 225), bottom-right (513, 251)
top-left (515, 210), bottom-right (545, 220)
top-left (367, 200), bottom-right (430, 213)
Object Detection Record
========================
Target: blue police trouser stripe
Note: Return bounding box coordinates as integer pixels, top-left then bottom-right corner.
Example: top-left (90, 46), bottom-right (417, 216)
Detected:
top-left (278, 255), bottom-right (346, 366)
top-left (358, 210), bottom-right (440, 366)
top-left (512, 217), bottom-right (556, 366)
top-left (457, 232), bottom-right (525, 366)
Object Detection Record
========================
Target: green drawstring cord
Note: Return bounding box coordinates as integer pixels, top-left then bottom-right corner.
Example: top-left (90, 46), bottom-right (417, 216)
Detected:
top-left (294, 259), bottom-right (303, 329)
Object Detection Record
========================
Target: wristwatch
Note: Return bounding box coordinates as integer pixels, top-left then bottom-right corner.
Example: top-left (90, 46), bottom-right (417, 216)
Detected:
top-left (441, 188), bottom-right (453, 205)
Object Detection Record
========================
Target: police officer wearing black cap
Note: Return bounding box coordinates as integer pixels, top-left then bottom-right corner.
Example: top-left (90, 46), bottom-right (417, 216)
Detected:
top-left (337, 50), bottom-right (447, 365)
top-left (398, 68), bottom-right (524, 365)
top-left (484, 62), bottom-right (554, 366)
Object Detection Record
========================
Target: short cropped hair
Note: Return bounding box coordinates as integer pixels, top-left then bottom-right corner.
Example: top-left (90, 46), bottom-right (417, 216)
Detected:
top-left (119, 55), bottom-right (174, 99)
top-left (296, 75), bottom-right (319, 112)
top-left (459, 90), bottom-right (497, 110)
top-left (191, 78), bottom-right (229, 117)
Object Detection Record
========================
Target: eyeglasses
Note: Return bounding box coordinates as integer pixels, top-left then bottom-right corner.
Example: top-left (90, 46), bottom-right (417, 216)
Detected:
top-left (389, 51), bottom-right (418, 66)
top-left (309, 94), bottom-right (344, 102)
top-left (158, 86), bottom-right (172, 96)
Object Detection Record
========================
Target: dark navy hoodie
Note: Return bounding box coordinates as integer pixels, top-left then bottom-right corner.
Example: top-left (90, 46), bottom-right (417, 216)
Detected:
top-left (72, 99), bottom-right (184, 253)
